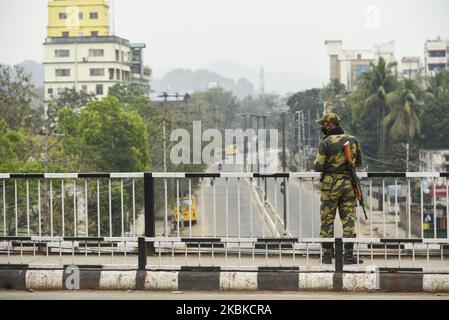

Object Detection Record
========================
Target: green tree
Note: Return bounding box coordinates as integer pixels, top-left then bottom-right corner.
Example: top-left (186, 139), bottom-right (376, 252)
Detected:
top-left (427, 69), bottom-right (449, 98)
top-left (321, 79), bottom-right (346, 102)
top-left (58, 96), bottom-right (150, 172)
top-left (190, 88), bottom-right (240, 131)
top-left (355, 57), bottom-right (398, 169)
top-left (0, 64), bottom-right (37, 131)
top-left (143, 65), bottom-right (152, 78)
top-left (0, 119), bottom-right (46, 235)
top-left (419, 70), bottom-right (449, 149)
top-left (383, 79), bottom-right (422, 141)
top-left (287, 88), bottom-right (322, 148)
top-left (320, 80), bottom-right (354, 134)
top-left (108, 84), bottom-right (165, 171)
top-left (47, 88), bottom-right (96, 132)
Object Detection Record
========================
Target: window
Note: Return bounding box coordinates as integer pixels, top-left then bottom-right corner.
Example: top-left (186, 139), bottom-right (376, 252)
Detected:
top-left (90, 12), bottom-right (98, 19)
top-left (429, 63), bottom-right (447, 72)
top-left (47, 88), bottom-right (53, 95)
top-left (429, 50), bottom-right (446, 58)
top-left (62, 32), bottom-right (69, 38)
top-left (82, 85), bottom-right (88, 92)
top-left (59, 12), bottom-right (67, 20)
top-left (57, 88), bottom-right (65, 95)
top-left (91, 31), bottom-right (99, 37)
top-left (96, 85), bottom-right (103, 95)
top-left (115, 49), bottom-right (120, 61)
top-left (109, 68), bottom-right (115, 80)
top-left (55, 50), bottom-right (70, 58)
top-left (88, 49), bottom-right (104, 57)
top-left (116, 69), bottom-right (121, 80)
top-left (79, 12), bottom-right (83, 20)
top-left (55, 69), bottom-right (70, 77)
top-left (355, 64), bottom-right (370, 78)
top-left (90, 68), bottom-right (105, 76)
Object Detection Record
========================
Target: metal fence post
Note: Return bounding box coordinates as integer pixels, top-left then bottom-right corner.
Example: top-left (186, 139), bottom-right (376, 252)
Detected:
top-left (335, 238), bottom-right (343, 272)
top-left (138, 237), bottom-right (147, 270)
top-left (144, 173), bottom-right (155, 256)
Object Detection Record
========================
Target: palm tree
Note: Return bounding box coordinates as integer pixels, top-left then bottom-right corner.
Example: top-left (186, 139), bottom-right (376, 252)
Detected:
top-left (358, 57), bottom-right (398, 159)
top-left (383, 79), bottom-right (422, 141)
top-left (322, 79), bottom-right (346, 102)
top-left (427, 70), bottom-right (449, 101)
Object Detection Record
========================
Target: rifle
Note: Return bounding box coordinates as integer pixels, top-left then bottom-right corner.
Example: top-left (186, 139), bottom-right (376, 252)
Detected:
top-left (343, 141), bottom-right (368, 220)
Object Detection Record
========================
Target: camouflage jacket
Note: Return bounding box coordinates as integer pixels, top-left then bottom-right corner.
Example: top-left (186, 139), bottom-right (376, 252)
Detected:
top-left (313, 127), bottom-right (362, 174)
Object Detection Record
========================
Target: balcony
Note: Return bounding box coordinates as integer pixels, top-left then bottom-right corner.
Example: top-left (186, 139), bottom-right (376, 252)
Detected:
top-left (45, 35), bottom-right (129, 46)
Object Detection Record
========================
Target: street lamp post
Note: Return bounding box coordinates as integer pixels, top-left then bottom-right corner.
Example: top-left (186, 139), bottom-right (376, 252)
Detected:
top-left (282, 112), bottom-right (287, 173)
top-left (262, 115), bottom-right (268, 202)
top-left (295, 111), bottom-right (305, 171)
top-left (242, 114), bottom-right (249, 172)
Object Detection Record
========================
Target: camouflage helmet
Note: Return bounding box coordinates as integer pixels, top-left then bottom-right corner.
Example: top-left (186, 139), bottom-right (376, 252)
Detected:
top-left (316, 112), bottom-right (340, 126)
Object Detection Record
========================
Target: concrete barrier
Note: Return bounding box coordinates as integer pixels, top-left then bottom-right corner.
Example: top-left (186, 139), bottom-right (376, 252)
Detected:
top-left (0, 267), bottom-right (448, 292)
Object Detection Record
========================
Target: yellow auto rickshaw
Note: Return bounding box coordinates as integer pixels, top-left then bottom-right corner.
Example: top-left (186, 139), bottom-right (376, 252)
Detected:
top-left (173, 196), bottom-right (198, 227)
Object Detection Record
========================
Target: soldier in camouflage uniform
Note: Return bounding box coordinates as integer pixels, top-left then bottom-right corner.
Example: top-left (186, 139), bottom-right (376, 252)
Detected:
top-left (314, 113), bottom-right (363, 265)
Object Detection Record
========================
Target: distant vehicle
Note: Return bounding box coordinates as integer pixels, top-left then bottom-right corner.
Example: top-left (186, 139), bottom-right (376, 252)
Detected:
top-left (173, 196), bottom-right (198, 227)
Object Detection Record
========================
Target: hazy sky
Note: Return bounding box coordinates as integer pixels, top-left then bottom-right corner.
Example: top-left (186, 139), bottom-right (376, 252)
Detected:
top-left (0, 0), bottom-right (448, 80)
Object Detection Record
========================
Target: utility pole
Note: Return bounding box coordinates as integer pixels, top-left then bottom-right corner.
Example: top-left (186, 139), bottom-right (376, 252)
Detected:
top-left (262, 115), bottom-right (268, 202)
top-left (282, 112), bottom-right (287, 173)
top-left (295, 111), bottom-right (305, 171)
top-left (215, 106), bottom-right (218, 130)
top-left (282, 112), bottom-right (287, 234)
top-left (44, 102), bottom-right (49, 173)
top-left (158, 92), bottom-right (187, 172)
top-left (249, 115), bottom-right (254, 174)
top-left (243, 114), bottom-right (248, 172)
top-left (256, 116), bottom-right (260, 185)
top-left (161, 92), bottom-right (168, 172)
top-left (406, 143), bottom-right (409, 172)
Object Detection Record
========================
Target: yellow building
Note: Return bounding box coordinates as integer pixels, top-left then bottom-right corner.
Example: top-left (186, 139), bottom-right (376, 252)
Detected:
top-left (47, 0), bottom-right (109, 37)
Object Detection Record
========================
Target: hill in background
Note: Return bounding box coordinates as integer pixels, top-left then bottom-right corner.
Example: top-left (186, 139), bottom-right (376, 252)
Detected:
top-left (15, 59), bottom-right (325, 99)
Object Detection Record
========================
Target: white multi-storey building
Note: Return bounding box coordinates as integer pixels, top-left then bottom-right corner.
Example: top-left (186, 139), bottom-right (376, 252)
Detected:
top-left (400, 57), bottom-right (421, 79)
top-left (424, 38), bottom-right (449, 76)
top-left (44, 35), bottom-right (132, 100)
top-left (325, 40), bottom-right (396, 91)
top-left (420, 149), bottom-right (449, 173)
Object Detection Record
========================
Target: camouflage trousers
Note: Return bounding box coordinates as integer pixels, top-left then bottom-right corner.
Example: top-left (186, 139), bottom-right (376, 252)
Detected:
top-left (319, 174), bottom-right (357, 254)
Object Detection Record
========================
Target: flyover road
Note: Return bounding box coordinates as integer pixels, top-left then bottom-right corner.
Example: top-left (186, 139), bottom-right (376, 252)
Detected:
top-left (262, 175), bottom-right (322, 238)
top-left (254, 149), bottom-right (323, 238)
top-left (170, 162), bottom-right (276, 238)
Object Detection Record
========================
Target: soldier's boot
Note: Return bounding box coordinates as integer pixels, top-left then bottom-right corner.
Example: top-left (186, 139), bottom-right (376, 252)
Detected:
top-left (344, 246), bottom-right (364, 265)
